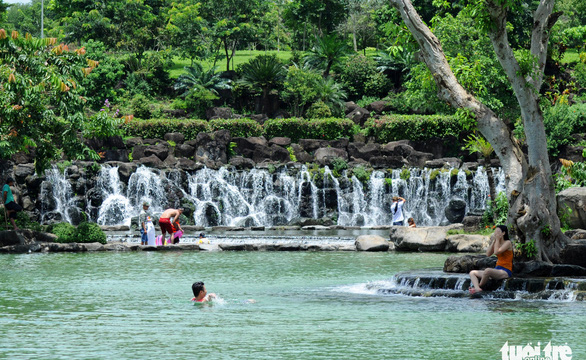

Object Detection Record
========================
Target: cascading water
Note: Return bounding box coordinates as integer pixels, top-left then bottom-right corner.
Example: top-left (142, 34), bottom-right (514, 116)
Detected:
top-left (95, 166), bottom-right (133, 226)
top-left (42, 164), bottom-right (506, 227)
top-left (40, 166), bottom-right (80, 224)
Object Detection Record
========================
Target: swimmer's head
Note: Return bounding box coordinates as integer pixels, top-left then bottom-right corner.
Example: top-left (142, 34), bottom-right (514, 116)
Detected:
top-left (199, 232), bottom-right (205, 238)
top-left (192, 281), bottom-right (206, 297)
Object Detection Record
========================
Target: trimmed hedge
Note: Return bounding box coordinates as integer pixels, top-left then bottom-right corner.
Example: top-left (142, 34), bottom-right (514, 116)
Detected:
top-left (209, 118), bottom-right (264, 138)
top-left (120, 115), bottom-right (465, 145)
top-left (364, 114), bottom-right (467, 143)
top-left (121, 118), bottom-right (209, 140)
top-left (264, 117), bottom-right (357, 143)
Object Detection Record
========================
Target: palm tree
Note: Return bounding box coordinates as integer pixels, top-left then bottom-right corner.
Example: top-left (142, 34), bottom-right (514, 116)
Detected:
top-left (174, 63), bottom-right (231, 97)
top-left (304, 34), bottom-right (349, 78)
top-left (238, 54), bottom-right (287, 114)
top-left (312, 76), bottom-right (347, 116)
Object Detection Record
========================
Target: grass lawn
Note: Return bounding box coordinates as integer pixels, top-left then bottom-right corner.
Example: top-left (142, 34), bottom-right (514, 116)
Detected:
top-left (562, 49), bottom-right (580, 64)
top-left (169, 50), bottom-right (293, 78)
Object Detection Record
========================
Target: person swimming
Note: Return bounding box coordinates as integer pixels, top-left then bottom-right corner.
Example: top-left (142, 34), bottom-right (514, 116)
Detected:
top-left (191, 281), bottom-right (216, 303)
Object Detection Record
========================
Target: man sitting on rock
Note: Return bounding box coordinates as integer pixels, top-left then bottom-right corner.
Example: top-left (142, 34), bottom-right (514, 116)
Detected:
top-left (3, 178), bottom-right (22, 230)
top-left (158, 207), bottom-right (183, 245)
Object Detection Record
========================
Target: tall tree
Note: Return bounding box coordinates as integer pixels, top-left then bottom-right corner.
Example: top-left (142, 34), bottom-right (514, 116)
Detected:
top-left (0, 30), bottom-right (103, 173)
top-left (198, 0), bottom-right (265, 72)
top-left (387, 0), bottom-right (567, 262)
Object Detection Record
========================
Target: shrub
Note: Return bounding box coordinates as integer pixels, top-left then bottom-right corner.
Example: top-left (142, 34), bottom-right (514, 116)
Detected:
top-left (364, 114), bottom-right (467, 142)
top-left (131, 94), bottom-right (152, 119)
top-left (306, 101), bottom-right (332, 119)
top-left (543, 103), bottom-right (586, 156)
top-left (185, 89), bottom-right (218, 119)
top-left (49, 222), bottom-right (76, 243)
top-left (121, 118), bottom-right (209, 140)
top-left (482, 192), bottom-right (509, 227)
top-left (339, 54), bottom-right (381, 99)
top-left (208, 118), bottom-right (264, 138)
top-left (74, 222), bottom-right (107, 244)
top-left (351, 165), bottom-right (371, 183)
top-left (263, 117), bottom-right (356, 143)
top-left (14, 212), bottom-right (43, 232)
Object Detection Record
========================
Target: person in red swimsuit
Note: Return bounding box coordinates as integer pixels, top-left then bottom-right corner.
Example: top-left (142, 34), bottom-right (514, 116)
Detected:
top-left (469, 225), bottom-right (513, 294)
top-left (158, 208), bottom-right (183, 245)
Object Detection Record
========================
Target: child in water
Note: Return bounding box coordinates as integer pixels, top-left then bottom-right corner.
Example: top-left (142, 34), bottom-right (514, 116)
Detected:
top-left (191, 281), bottom-right (216, 303)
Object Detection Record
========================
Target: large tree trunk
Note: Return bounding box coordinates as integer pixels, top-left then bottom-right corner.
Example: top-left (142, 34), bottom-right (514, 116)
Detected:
top-left (388, 0), bottom-right (568, 262)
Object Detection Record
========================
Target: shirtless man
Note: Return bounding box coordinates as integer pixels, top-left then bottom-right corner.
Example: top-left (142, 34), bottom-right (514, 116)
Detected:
top-left (191, 281), bottom-right (216, 303)
top-left (158, 208), bottom-right (183, 245)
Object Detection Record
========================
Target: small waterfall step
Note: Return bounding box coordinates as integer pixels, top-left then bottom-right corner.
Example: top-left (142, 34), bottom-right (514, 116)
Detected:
top-left (370, 271), bottom-right (586, 301)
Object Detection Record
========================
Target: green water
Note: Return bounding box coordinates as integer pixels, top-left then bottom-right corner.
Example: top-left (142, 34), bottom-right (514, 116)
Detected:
top-left (1, 251), bottom-right (584, 359)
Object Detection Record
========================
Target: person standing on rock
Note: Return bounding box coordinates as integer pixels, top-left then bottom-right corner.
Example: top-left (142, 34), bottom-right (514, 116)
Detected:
top-left (139, 202), bottom-right (152, 245)
top-left (159, 208), bottom-right (183, 245)
top-left (469, 225), bottom-right (513, 294)
top-left (3, 177), bottom-right (22, 230)
top-left (391, 196), bottom-right (406, 226)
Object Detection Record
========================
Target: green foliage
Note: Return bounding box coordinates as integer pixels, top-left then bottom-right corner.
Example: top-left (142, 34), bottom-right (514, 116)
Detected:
top-left (0, 32), bottom-right (101, 173)
top-left (446, 227), bottom-right (494, 236)
top-left (351, 165), bottom-right (371, 183)
top-left (560, 25), bottom-right (586, 48)
top-left (515, 239), bottom-right (537, 259)
top-left (312, 76), bottom-right (347, 116)
top-left (56, 161), bottom-right (73, 175)
top-left (574, 61), bottom-right (586, 90)
top-left (556, 159), bottom-right (586, 191)
top-left (482, 192), bottom-right (509, 227)
top-left (543, 103), bottom-right (586, 156)
top-left (287, 146), bottom-right (297, 162)
top-left (263, 118), bottom-right (356, 143)
top-left (81, 40), bottom-right (126, 109)
top-left (356, 96), bottom-right (379, 109)
top-left (174, 63), bottom-right (231, 97)
top-left (121, 118), bottom-right (209, 140)
top-left (184, 89), bottom-right (218, 119)
top-left (238, 54), bottom-right (286, 114)
top-left (364, 114), bottom-right (467, 142)
top-left (131, 94), bottom-right (152, 120)
top-left (208, 118), bottom-right (264, 138)
top-left (14, 212), bottom-right (43, 232)
top-left (400, 168), bottom-right (411, 181)
top-left (429, 169), bottom-right (440, 181)
top-left (306, 100), bottom-right (332, 119)
top-left (558, 205), bottom-right (574, 231)
top-left (84, 100), bottom-right (124, 139)
top-left (339, 54), bottom-right (390, 100)
top-left (462, 133), bottom-right (494, 160)
top-left (49, 222), bottom-right (76, 243)
top-left (74, 222), bottom-right (107, 244)
top-left (303, 34), bottom-right (349, 78)
top-left (331, 157), bottom-right (348, 174)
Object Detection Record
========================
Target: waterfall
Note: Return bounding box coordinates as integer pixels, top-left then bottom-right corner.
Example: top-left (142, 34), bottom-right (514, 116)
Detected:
top-left (41, 165), bottom-right (505, 227)
top-left (95, 166), bottom-right (133, 226)
top-left (40, 167), bottom-right (79, 224)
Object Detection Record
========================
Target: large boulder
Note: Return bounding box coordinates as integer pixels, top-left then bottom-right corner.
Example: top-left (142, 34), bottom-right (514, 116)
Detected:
top-left (346, 107), bottom-right (370, 126)
top-left (299, 139), bottom-right (329, 153)
top-left (144, 143), bottom-right (169, 161)
top-left (195, 130), bottom-right (231, 165)
top-left (269, 137), bottom-right (292, 147)
top-left (164, 132), bottom-right (185, 144)
top-left (369, 156), bottom-right (408, 169)
top-left (366, 101), bottom-right (392, 114)
top-left (229, 156), bottom-right (256, 169)
top-left (557, 187), bottom-right (586, 229)
top-left (355, 234), bottom-right (392, 251)
top-left (314, 147), bottom-right (348, 164)
top-left (390, 225), bottom-right (462, 251)
top-left (560, 240), bottom-right (586, 268)
top-left (444, 198), bottom-right (467, 223)
top-left (348, 142), bottom-right (380, 161)
top-left (445, 234), bottom-right (489, 252)
top-left (206, 107), bottom-right (233, 120)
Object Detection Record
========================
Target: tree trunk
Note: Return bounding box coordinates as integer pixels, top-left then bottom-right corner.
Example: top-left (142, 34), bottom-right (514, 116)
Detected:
top-left (388, 0), bottom-right (568, 262)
